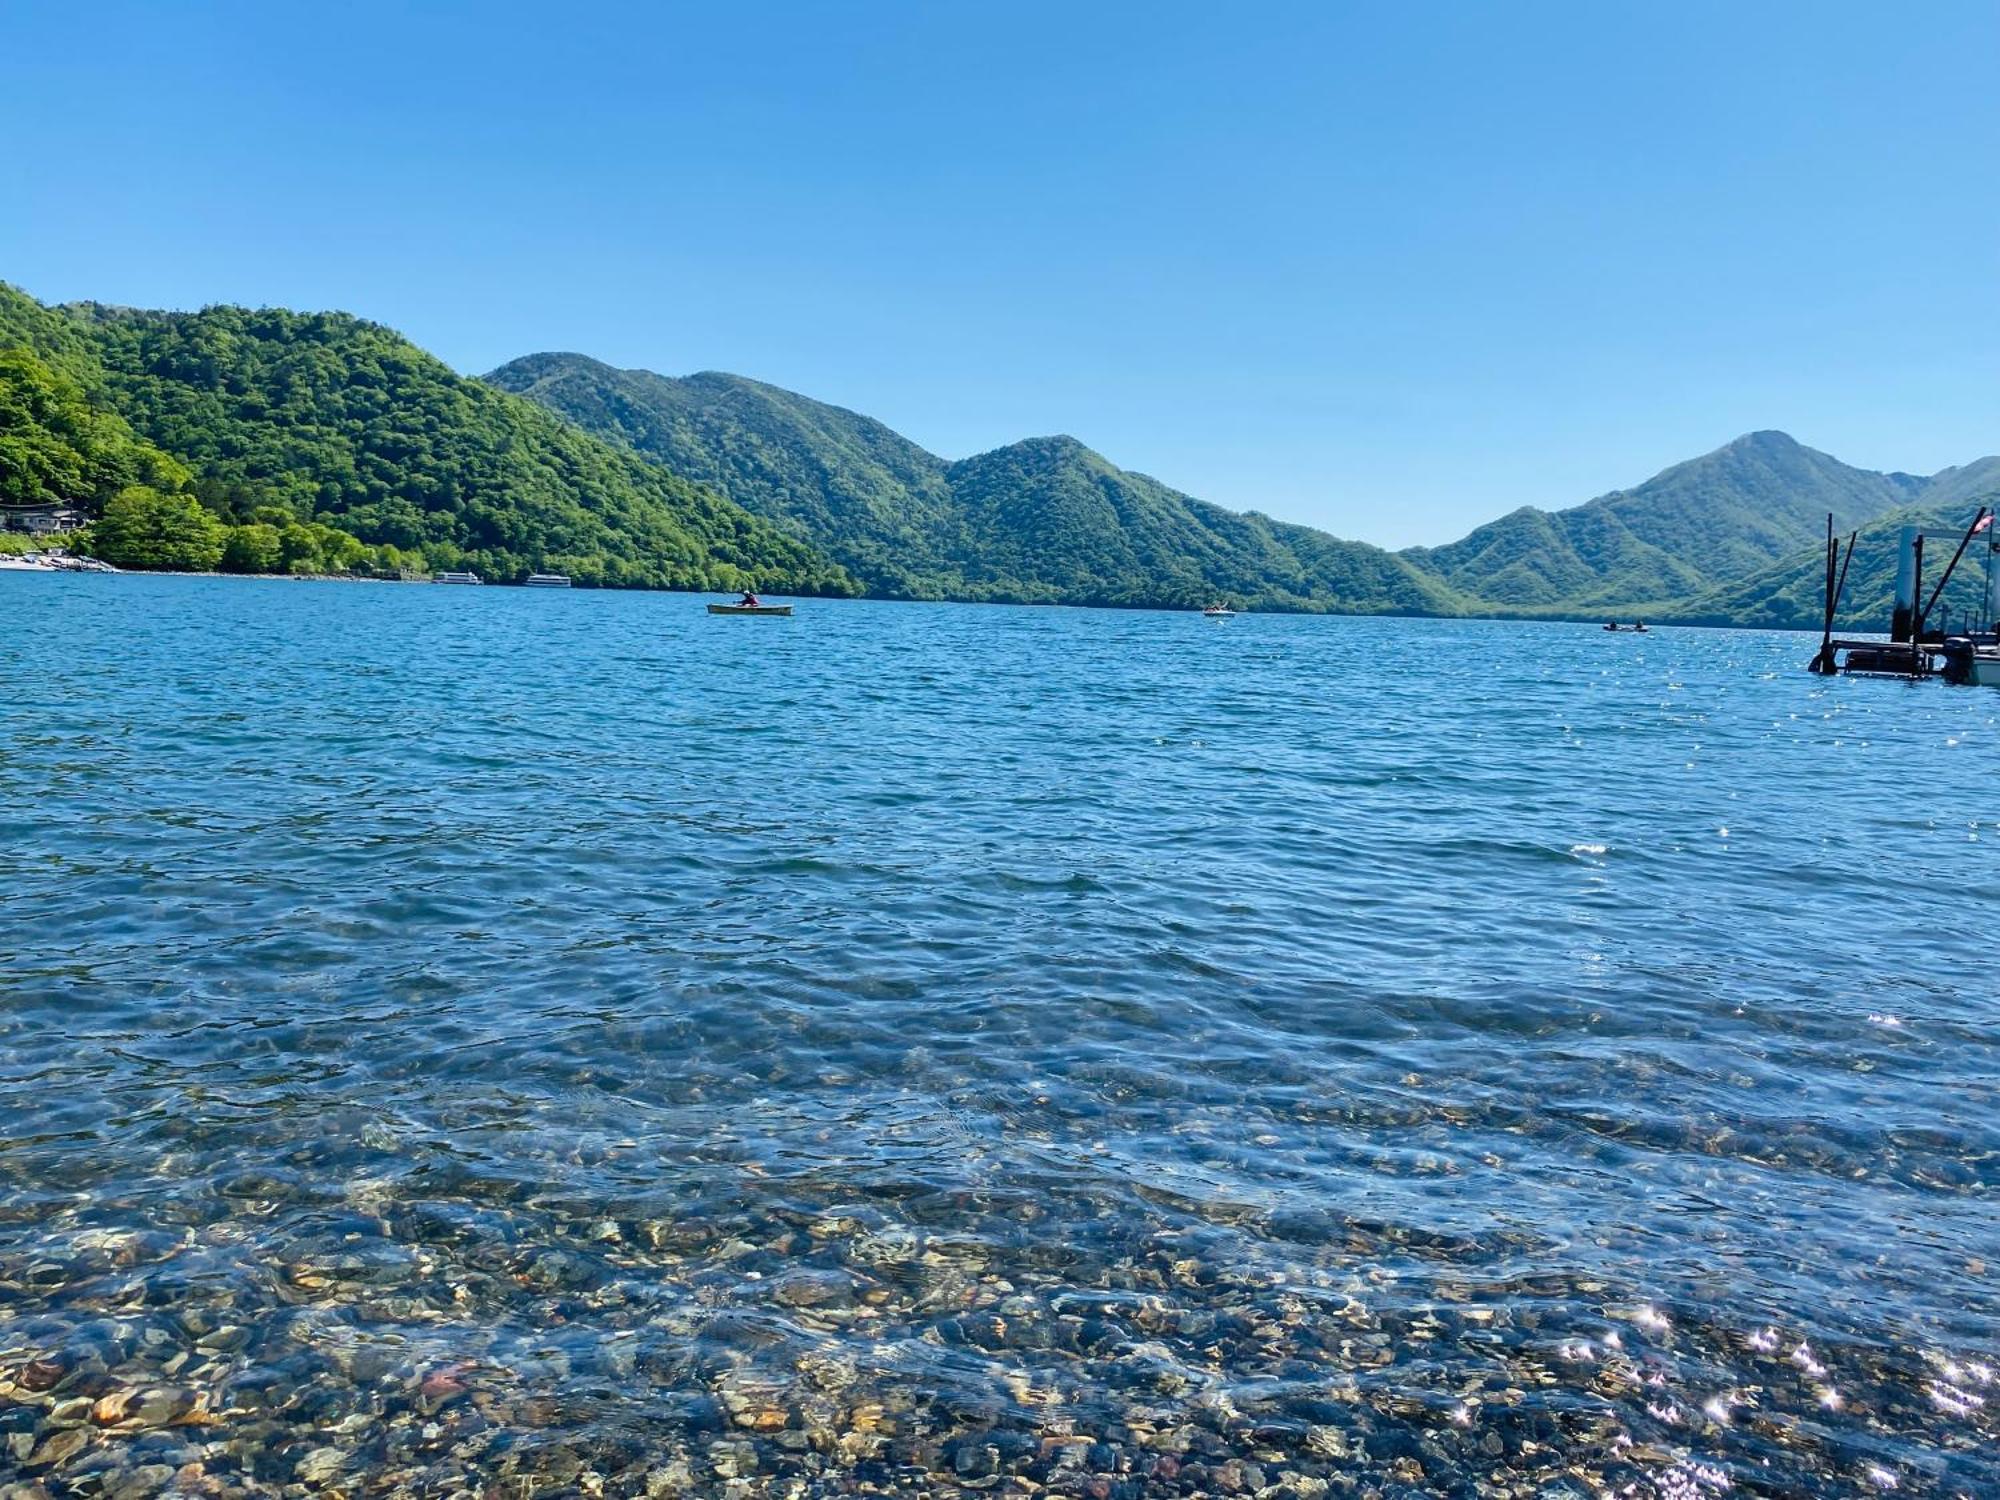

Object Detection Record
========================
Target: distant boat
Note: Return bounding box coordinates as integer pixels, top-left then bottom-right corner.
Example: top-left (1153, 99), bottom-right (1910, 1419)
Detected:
top-left (524, 573), bottom-right (572, 588)
top-left (1201, 603), bottom-right (1236, 618)
top-left (0, 554), bottom-right (55, 573)
top-left (434, 570), bottom-right (482, 585)
top-left (707, 602), bottom-right (793, 616)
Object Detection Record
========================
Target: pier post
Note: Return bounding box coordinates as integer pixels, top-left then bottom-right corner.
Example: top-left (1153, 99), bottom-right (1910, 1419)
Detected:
top-left (1890, 526), bottom-right (1920, 642)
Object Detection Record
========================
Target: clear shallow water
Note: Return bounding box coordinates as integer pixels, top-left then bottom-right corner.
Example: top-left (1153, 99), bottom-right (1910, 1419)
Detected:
top-left (1, 575), bottom-right (1995, 1498)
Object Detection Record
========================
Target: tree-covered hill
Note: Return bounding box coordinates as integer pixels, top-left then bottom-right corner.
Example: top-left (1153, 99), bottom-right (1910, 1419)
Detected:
top-left (943, 436), bottom-right (1460, 612)
top-left (488, 355), bottom-right (962, 596)
top-left (1400, 431), bottom-right (1921, 609)
top-left (13, 277), bottom-right (1992, 623)
top-left (0, 283), bottom-right (854, 592)
top-left (494, 351), bottom-right (1995, 625)
top-left (489, 353), bottom-right (1460, 613)
top-left (1661, 464), bottom-right (2000, 631)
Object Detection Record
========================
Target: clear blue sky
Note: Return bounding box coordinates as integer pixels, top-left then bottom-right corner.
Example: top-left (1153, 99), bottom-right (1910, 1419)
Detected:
top-left (4, 1), bottom-right (1995, 546)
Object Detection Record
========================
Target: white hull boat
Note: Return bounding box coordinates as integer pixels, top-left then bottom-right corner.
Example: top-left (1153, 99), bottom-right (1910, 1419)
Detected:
top-left (1940, 638), bottom-right (2000, 687)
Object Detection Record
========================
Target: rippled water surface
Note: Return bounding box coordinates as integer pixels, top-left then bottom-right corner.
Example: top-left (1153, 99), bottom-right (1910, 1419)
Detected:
top-left (2, 575), bottom-right (1997, 1498)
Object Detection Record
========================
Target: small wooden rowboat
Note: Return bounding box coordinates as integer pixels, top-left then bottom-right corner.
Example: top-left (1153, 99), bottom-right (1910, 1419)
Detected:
top-left (707, 603), bottom-right (794, 616)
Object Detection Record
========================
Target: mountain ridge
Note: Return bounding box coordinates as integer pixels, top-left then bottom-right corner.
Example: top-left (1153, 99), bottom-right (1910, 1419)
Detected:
top-left (488, 354), bottom-right (1458, 612)
top-left (10, 277), bottom-right (1993, 623)
top-left (491, 351), bottom-right (1996, 624)
top-left (1399, 429), bottom-right (1925, 608)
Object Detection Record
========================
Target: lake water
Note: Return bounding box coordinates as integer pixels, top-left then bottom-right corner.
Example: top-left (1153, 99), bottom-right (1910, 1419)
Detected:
top-left (2, 574), bottom-right (1995, 1498)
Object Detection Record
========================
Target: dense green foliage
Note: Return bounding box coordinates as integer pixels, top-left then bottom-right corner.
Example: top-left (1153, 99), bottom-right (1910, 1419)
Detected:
top-left (0, 345), bottom-right (190, 508)
top-left (1401, 432), bottom-right (1923, 609)
top-left (0, 529), bottom-right (49, 556)
top-left (0, 286), bottom-right (387, 576)
top-left (88, 486), bottom-right (227, 571)
top-left (489, 355), bottom-right (1457, 613)
top-left (490, 356), bottom-right (964, 596)
top-left (0, 283), bottom-right (853, 592)
top-left (221, 523), bottom-right (283, 574)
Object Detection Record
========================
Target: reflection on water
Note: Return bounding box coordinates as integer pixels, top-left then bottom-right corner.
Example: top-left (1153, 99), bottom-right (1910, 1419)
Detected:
top-left (1, 575), bottom-right (1995, 1497)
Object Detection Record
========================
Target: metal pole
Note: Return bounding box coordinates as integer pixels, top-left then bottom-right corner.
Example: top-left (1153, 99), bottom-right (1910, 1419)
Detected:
top-left (1811, 515), bottom-right (1838, 673)
top-left (1918, 507), bottom-right (1990, 639)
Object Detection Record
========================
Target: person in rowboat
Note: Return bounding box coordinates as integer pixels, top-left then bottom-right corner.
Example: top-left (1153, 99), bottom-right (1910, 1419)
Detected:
top-left (737, 590), bottom-right (762, 607)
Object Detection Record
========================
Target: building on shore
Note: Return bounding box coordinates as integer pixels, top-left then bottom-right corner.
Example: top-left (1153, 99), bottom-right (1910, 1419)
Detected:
top-left (0, 503), bottom-right (88, 536)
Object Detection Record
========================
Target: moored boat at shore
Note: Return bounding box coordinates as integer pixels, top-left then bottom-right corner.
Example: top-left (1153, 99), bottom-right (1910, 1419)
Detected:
top-left (1939, 636), bottom-right (2000, 686)
top-left (525, 573), bottom-right (572, 587)
top-left (0, 550), bottom-right (116, 573)
top-left (434, 570), bottom-right (483, 585)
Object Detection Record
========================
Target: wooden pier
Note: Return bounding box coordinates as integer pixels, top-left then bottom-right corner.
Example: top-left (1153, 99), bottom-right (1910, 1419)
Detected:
top-left (1807, 506), bottom-right (1994, 680)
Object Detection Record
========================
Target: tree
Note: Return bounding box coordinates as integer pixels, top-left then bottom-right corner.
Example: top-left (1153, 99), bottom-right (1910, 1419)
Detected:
top-left (221, 522), bottom-right (282, 573)
top-left (89, 486), bottom-right (227, 571)
top-left (278, 523), bottom-right (322, 573)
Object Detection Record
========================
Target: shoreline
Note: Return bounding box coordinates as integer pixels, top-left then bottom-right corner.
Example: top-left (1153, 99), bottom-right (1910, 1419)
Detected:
top-left (4, 563), bottom-right (1852, 633)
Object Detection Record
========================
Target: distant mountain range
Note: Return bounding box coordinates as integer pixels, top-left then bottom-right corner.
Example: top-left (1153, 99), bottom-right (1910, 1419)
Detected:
top-left (484, 355), bottom-right (1457, 614)
top-left (489, 352), bottom-right (2000, 627)
top-left (4, 276), bottom-right (1993, 625)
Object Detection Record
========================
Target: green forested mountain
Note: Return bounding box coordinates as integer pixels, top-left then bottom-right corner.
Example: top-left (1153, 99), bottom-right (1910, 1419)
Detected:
top-left (1, 290), bottom-right (244, 570)
top-left (1665, 461), bottom-right (2000, 631)
top-left (0, 283), bottom-right (853, 591)
top-left (492, 351), bottom-right (1993, 624)
top-left (488, 353), bottom-right (1458, 612)
top-left (941, 436), bottom-right (1459, 611)
top-left (488, 355), bottom-right (964, 596)
top-left (1400, 431), bottom-right (1923, 608)
top-left (9, 277), bottom-right (1993, 622)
